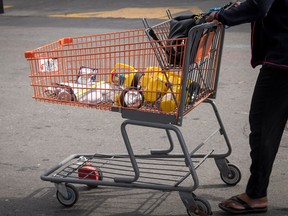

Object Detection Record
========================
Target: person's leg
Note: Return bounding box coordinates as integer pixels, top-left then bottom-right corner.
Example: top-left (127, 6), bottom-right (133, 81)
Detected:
top-left (219, 67), bottom-right (288, 212)
top-left (246, 67), bottom-right (288, 198)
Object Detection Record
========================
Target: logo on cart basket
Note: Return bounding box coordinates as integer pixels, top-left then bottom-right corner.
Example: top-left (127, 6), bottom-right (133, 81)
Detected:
top-left (39, 58), bottom-right (58, 72)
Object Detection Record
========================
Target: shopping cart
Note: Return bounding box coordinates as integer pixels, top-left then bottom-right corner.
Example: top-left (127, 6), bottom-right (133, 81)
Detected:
top-left (25, 16), bottom-right (241, 215)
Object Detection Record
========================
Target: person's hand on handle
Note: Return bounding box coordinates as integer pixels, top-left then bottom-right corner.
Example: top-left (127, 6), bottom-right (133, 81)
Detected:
top-left (206, 1), bottom-right (241, 22)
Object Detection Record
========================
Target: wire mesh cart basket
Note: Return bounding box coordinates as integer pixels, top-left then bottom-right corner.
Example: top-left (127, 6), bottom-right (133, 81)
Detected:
top-left (25, 18), bottom-right (241, 215)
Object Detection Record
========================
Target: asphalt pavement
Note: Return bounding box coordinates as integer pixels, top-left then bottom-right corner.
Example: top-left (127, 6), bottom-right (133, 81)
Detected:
top-left (0, 0), bottom-right (287, 216)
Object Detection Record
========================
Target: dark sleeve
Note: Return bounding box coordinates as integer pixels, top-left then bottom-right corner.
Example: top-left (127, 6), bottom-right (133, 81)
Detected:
top-left (215, 0), bottom-right (276, 26)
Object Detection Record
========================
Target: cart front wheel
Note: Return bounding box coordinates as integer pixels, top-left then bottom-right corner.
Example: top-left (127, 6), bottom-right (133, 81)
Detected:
top-left (56, 184), bottom-right (79, 207)
top-left (186, 196), bottom-right (212, 216)
top-left (220, 163), bottom-right (241, 186)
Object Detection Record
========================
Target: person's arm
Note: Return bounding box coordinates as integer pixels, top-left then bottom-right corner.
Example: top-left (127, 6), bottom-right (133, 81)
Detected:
top-left (207, 0), bottom-right (275, 26)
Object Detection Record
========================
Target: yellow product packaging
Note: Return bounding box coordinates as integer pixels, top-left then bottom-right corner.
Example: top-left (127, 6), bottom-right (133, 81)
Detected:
top-left (141, 67), bottom-right (167, 103)
top-left (160, 85), bottom-right (182, 112)
top-left (110, 63), bottom-right (138, 87)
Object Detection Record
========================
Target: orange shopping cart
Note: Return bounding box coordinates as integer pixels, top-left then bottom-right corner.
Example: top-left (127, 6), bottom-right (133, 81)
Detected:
top-left (25, 15), bottom-right (241, 215)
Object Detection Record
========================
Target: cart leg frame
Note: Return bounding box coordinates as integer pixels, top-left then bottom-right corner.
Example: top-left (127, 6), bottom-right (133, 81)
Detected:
top-left (119, 119), bottom-right (200, 191)
top-left (40, 98), bottom-right (241, 214)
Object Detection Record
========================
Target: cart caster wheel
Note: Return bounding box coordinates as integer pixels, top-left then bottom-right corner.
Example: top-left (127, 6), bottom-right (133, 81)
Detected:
top-left (86, 168), bottom-right (103, 188)
top-left (56, 184), bottom-right (79, 207)
top-left (186, 196), bottom-right (212, 216)
top-left (220, 163), bottom-right (241, 186)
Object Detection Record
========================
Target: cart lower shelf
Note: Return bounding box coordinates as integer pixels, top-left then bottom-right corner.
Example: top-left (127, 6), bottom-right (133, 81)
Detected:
top-left (44, 153), bottom-right (214, 190)
top-left (41, 101), bottom-right (241, 216)
top-left (42, 151), bottom-right (241, 216)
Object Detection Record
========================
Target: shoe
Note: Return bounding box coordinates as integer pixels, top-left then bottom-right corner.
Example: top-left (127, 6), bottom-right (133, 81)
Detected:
top-left (218, 196), bottom-right (267, 214)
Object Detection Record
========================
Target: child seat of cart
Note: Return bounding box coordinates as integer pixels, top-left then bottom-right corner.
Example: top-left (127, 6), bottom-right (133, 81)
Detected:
top-left (145, 2), bottom-right (236, 68)
top-left (144, 13), bottom-right (217, 72)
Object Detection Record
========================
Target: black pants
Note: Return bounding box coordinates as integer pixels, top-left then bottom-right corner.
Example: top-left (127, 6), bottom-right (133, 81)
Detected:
top-left (246, 67), bottom-right (288, 199)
